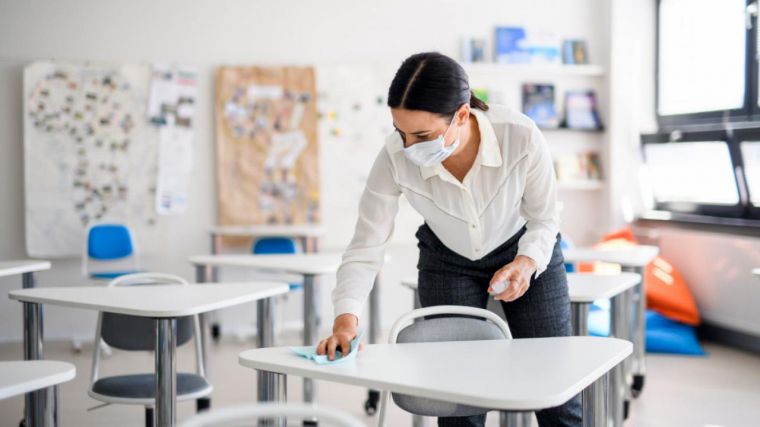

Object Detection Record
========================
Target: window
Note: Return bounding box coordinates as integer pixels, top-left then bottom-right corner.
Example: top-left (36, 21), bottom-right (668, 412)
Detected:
top-left (656, 0), bottom-right (754, 127)
top-left (645, 1), bottom-right (760, 226)
top-left (658, 0), bottom-right (747, 118)
top-left (643, 142), bottom-right (740, 205)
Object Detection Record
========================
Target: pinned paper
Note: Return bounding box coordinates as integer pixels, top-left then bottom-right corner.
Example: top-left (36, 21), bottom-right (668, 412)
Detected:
top-left (289, 329), bottom-right (365, 365)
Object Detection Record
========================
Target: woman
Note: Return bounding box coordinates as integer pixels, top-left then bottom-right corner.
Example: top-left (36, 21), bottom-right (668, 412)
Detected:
top-left (317, 52), bottom-right (581, 427)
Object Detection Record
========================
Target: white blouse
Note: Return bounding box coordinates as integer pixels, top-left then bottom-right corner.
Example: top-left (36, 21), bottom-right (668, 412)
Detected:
top-left (332, 105), bottom-right (560, 318)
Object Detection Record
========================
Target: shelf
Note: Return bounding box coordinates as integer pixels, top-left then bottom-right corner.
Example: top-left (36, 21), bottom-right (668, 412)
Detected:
top-left (557, 180), bottom-right (605, 190)
top-left (463, 63), bottom-right (606, 78)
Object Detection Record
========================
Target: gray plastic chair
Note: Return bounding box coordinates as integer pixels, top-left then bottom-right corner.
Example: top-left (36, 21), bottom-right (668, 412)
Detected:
top-left (87, 273), bottom-right (212, 427)
top-left (377, 305), bottom-right (512, 427)
top-left (178, 403), bottom-right (365, 427)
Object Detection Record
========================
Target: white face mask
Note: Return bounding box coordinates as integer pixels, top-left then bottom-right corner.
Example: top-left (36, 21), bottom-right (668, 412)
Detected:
top-left (402, 114), bottom-right (460, 167)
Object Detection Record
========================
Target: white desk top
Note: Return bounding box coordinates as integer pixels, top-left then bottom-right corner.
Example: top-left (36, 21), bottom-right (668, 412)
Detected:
top-left (188, 253), bottom-right (343, 275)
top-left (567, 272), bottom-right (641, 303)
top-left (0, 260), bottom-right (51, 278)
top-left (753, 268), bottom-right (760, 277)
top-left (240, 337), bottom-right (631, 411)
top-left (9, 282), bottom-right (289, 318)
top-left (210, 225), bottom-right (326, 238)
top-left (0, 361), bottom-right (75, 400)
top-left (563, 245), bottom-right (659, 267)
top-left (402, 273), bottom-right (640, 303)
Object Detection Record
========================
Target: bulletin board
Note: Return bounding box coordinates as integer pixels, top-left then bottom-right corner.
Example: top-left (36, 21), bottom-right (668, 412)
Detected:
top-left (215, 66), bottom-right (320, 227)
top-left (23, 61), bottom-right (197, 257)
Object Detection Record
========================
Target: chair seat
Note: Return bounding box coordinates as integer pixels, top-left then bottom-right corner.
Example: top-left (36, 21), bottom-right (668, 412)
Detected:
top-left (90, 270), bottom-right (145, 280)
top-left (92, 373), bottom-right (211, 399)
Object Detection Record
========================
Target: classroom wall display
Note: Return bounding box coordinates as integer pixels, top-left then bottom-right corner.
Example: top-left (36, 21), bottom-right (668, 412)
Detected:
top-left (24, 61), bottom-right (156, 257)
top-left (149, 64), bottom-right (198, 215)
top-left (215, 67), bottom-right (319, 229)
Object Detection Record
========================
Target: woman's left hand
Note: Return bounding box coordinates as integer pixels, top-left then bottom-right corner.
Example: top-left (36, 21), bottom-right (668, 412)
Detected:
top-left (488, 255), bottom-right (538, 302)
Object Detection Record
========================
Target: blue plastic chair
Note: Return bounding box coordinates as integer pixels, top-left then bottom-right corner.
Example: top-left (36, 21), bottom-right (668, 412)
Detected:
top-left (560, 238), bottom-right (576, 273)
top-left (252, 238), bottom-right (303, 291)
top-left (83, 223), bottom-right (143, 280)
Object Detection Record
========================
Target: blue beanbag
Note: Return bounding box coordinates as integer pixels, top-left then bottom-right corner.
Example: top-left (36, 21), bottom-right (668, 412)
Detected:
top-left (587, 305), bottom-right (705, 356)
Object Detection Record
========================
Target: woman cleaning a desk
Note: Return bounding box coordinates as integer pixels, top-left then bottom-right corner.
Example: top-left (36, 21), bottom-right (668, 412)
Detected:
top-left (317, 52), bottom-right (580, 427)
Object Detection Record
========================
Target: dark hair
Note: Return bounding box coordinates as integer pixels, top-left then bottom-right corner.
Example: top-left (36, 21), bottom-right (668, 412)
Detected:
top-left (387, 52), bottom-right (489, 117)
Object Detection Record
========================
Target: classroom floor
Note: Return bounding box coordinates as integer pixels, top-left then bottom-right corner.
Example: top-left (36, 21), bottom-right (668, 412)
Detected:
top-left (0, 335), bottom-right (758, 427)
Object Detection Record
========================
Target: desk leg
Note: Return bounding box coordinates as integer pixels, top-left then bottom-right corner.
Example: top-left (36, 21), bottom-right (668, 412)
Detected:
top-left (303, 274), bottom-right (318, 405)
top-left (257, 297), bottom-right (275, 348)
top-left (23, 301), bottom-right (54, 427)
top-left (609, 290), bottom-right (630, 427)
top-left (208, 236), bottom-right (222, 341)
top-left (155, 318), bottom-right (177, 427)
top-left (364, 274), bottom-right (382, 415)
top-left (571, 302), bottom-right (590, 336)
top-left (623, 265), bottom-right (646, 399)
top-left (499, 411), bottom-right (532, 427)
top-left (256, 371), bottom-right (287, 426)
top-left (582, 371), bottom-right (608, 427)
top-left (195, 266), bottom-right (210, 378)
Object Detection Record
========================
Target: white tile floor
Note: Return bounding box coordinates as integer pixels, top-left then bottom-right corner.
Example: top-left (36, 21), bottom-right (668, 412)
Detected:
top-left (1, 336), bottom-right (759, 427)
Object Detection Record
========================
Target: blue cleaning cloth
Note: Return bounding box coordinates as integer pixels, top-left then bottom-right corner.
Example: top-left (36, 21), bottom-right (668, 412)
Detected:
top-left (289, 329), bottom-right (365, 365)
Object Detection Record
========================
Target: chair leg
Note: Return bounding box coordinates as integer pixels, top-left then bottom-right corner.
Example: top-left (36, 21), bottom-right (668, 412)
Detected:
top-left (196, 397), bottom-right (211, 412)
top-left (145, 407), bottom-right (154, 427)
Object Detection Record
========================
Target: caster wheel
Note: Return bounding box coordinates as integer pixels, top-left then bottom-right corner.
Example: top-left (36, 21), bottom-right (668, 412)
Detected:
top-left (211, 324), bottom-right (221, 342)
top-left (624, 399), bottom-right (630, 420)
top-left (196, 397), bottom-right (211, 412)
top-left (364, 390), bottom-right (380, 415)
top-left (631, 374), bottom-right (645, 398)
top-left (303, 420), bottom-right (318, 426)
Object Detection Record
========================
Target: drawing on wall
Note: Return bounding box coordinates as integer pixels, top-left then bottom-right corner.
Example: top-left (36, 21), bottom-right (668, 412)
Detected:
top-left (24, 61), bottom-right (159, 257)
top-left (215, 66), bottom-right (319, 227)
top-left (149, 64), bottom-right (198, 215)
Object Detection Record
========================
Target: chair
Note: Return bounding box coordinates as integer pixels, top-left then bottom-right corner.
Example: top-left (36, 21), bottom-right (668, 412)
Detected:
top-left (87, 273), bottom-right (212, 427)
top-left (178, 403), bottom-right (365, 427)
top-left (82, 223), bottom-right (143, 280)
top-left (252, 237), bottom-right (303, 291)
top-left (377, 305), bottom-right (513, 427)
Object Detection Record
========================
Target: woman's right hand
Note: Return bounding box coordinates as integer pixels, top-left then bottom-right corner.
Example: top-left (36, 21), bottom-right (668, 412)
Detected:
top-left (316, 313), bottom-right (359, 361)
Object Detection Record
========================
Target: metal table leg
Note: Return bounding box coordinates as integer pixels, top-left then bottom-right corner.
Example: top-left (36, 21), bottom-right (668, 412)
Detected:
top-left (582, 371), bottom-right (609, 427)
top-left (195, 266), bottom-right (210, 377)
top-left (209, 235), bottom-right (221, 341)
top-left (623, 265), bottom-right (646, 398)
top-left (256, 370), bottom-right (287, 426)
top-left (499, 411), bottom-right (532, 427)
top-left (609, 289), bottom-right (631, 427)
top-left (302, 274), bottom-right (318, 404)
top-left (363, 274), bottom-right (383, 415)
top-left (571, 302), bottom-right (590, 336)
top-left (23, 300), bottom-right (55, 427)
top-left (155, 318), bottom-right (177, 427)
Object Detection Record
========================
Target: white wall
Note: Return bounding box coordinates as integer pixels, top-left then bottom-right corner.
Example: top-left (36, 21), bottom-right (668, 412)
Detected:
top-left (0, 0), bottom-right (608, 342)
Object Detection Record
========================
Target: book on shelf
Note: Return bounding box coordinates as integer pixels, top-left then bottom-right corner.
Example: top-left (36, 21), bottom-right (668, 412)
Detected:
top-left (563, 90), bottom-right (603, 130)
top-left (554, 152), bottom-right (602, 183)
top-left (522, 83), bottom-right (559, 129)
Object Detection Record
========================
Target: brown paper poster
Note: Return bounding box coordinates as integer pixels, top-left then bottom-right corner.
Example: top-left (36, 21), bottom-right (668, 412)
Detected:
top-left (215, 66), bottom-right (320, 233)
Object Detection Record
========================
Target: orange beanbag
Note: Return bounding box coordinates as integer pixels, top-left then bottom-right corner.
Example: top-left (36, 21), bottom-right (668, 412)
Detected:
top-left (578, 227), bottom-right (700, 326)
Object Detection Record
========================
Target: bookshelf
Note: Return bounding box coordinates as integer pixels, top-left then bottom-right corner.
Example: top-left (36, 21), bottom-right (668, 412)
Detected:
top-left (464, 62), bottom-right (609, 244)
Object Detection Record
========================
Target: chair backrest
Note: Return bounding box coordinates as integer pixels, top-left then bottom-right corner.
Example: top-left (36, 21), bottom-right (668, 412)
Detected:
top-left (178, 403), bottom-right (365, 427)
top-left (88, 223), bottom-right (135, 260)
top-left (99, 273), bottom-right (194, 351)
top-left (388, 306), bottom-right (511, 419)
top-left (252, 237), bottom-right (298, 255)
top-left (82, 222), bottom-right (140, 278)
